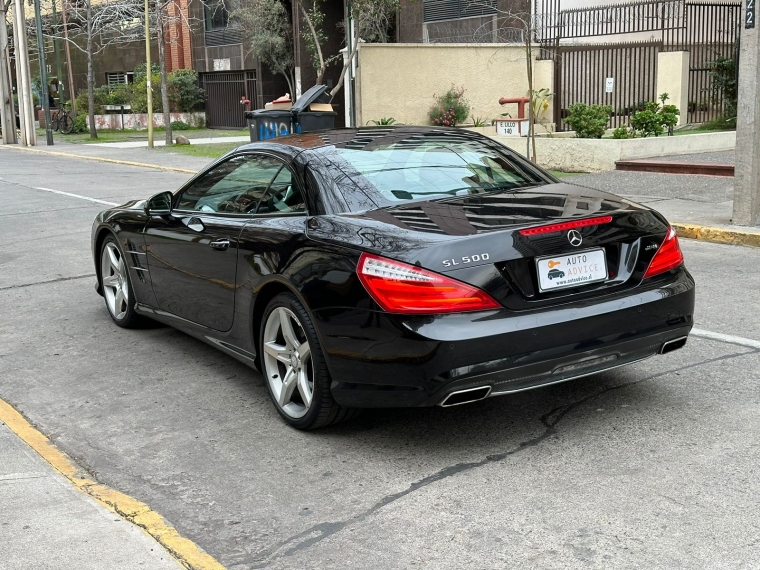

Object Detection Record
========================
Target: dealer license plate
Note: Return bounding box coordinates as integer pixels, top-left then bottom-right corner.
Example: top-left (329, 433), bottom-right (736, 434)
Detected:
top-left (536, 248), bottom-right (608, 292)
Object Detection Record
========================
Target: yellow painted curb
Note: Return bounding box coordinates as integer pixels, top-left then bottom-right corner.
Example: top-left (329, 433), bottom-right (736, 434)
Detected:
top-left (673, 222), bottom-right (760, 248)
top-left (0, 144), bottom-right (197, 174)
top-left (0, 398), bottom-right (226, 570)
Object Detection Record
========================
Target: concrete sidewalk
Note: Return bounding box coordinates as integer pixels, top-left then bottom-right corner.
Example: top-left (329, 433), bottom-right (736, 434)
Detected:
top-left (0, 420), bottom-right (183, 570)
top-left (88, 136), bottom-right (249, 148)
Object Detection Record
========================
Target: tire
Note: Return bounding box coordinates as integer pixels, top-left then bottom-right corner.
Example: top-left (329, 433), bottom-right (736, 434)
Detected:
top-left (99, 236), bottom-right (143, 328)
top-left (60, 113), bottom-right (74, 135)
top-left (260, 293), bottom-right (359, 429)
top-left (50, 114), bottom-right (60, 132)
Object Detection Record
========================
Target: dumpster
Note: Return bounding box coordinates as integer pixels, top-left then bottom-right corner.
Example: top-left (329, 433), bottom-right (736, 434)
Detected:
top-left (246, 84), bottom-right (336, 142)
top-left (291, 84), bottom-right (336, 134)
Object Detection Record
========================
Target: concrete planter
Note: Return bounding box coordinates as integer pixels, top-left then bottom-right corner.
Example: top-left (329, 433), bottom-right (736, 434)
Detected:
top-left (486, 131), bottom-right (736, 172)
top-left (91, 112), bottom-right (205, 131)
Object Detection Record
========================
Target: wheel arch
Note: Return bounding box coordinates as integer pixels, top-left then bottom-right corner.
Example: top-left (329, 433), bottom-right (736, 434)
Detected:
top-left (93, 226), bottom-right (117, 295)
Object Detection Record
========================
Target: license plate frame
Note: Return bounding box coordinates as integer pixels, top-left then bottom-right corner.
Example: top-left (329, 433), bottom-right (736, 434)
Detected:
top-left (536, 248), bottom-right (608, 293)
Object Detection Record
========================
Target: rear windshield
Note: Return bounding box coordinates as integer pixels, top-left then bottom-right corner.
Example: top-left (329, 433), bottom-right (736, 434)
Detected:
top-left (317, 137), bottom-right (545, 208)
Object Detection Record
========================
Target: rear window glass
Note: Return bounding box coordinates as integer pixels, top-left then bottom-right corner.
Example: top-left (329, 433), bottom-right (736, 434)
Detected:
top-left (324, 139), bottom-right (543, 205)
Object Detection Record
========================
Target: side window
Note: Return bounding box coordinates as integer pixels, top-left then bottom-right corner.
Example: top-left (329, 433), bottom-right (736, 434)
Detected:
top-left (254, 167), bottom-right (307, 215)
top-left (175, 155), bottom-right (282, 213)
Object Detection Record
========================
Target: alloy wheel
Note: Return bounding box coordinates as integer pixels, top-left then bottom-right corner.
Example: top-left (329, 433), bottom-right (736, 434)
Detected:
top-left (262, 307), bottom-right (314, 419)
top-left (101, 241), bottom-right (129, 320)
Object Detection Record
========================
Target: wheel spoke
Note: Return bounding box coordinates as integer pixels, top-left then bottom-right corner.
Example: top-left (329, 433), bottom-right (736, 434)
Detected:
top-left (114, 288), bottom-right (125, 311)
top-left (102, 274), bottom-right (119, 288)
top-left (297, 341), bottom-right (310, 363)
top-left (278, 368), bottom-right (297, 407)
top-left (264, 341), bottom-right (291, 364)
top-left (107, 245), bottom-right (120, 271)
top-left (278, 308), bottom-right (300, 349)
top-left (297, 368), bottom-right (312, 407)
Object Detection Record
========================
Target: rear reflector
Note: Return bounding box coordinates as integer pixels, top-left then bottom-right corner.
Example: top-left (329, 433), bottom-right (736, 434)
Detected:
top-left (519, 215), bottom-right (613, 236)
top-left (357, 253), bottom-right (501, 314)
top-left (643, 226), bottom-right (684, 278)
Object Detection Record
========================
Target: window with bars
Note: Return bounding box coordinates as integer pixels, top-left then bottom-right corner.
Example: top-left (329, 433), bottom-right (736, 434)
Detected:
top-left (423, 0), bottom-right (498, 22)
top-left (106, 72), bottom-right (134, 87)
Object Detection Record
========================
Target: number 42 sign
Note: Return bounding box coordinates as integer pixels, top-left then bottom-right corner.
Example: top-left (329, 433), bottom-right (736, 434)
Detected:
top-left (748, 0), bottom-right (756, 29)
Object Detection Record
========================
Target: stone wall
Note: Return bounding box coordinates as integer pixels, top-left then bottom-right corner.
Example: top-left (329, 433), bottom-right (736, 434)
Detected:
top-left (90, 112), bottom-right (205, 131)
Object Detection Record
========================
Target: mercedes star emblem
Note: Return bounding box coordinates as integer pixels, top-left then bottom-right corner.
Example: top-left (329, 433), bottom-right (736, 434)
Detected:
top-left (567, 230), bottom-right (583, 247)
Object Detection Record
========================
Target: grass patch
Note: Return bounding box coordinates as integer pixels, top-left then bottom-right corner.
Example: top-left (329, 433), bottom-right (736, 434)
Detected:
top-left (157, 142), bottom-right (242, 158)
top-left (40, 127), bottom-right (247, 144)
top-left (549, 170), bottom-right (586, 178)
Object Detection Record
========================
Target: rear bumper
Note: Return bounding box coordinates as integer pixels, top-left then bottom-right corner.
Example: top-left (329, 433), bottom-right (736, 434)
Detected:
top-left (314, 268), bottom-right (695, 408)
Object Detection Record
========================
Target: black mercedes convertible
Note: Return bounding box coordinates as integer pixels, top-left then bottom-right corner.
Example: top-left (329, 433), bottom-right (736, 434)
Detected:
top-left (91, 127), bottom-right (694, 429)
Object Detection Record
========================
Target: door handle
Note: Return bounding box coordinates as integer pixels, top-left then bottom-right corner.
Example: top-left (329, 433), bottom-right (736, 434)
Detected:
top-left (209, 239), bottom-right (230, 251)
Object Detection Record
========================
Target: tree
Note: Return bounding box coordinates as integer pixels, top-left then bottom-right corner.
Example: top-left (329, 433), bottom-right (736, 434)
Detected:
top-left (48, 0), bottom-right (144, 139)
top-left (233, 0), bottom-right (295, 95)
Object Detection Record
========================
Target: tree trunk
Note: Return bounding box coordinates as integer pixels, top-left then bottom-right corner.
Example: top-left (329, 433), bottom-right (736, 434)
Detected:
top-left (525, 34), bottom-right (535, 162)
top-left (298, 2), bottom-right (325, 85)
top-left (283, 72), bottom-right (294, 100)
top-left (156, 12), bottom-right (171, 146)
top-left (86, 0), bottom-right (97, 139)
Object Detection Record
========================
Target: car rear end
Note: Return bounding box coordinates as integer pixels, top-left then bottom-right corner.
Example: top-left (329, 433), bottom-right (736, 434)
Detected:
top-left (299, 128), bottom-right (694, 408)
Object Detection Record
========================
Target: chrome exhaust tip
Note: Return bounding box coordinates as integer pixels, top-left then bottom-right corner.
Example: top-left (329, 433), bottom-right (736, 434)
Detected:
top-left (659, 336), bottom-right (688, 355)
top-left (439, 386), bottom-right (492, 407)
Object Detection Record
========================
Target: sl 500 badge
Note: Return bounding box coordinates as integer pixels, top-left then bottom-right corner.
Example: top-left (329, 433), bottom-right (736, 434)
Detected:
top-left (442, 253), bottom-right (490, 267)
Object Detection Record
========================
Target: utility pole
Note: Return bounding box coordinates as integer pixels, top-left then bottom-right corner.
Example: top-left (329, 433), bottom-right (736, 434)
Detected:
top-left (734, 0), bottom-right (760, 226)
top-left (12, 0), bottom-right (36, 146)
top-left (50, 0), bottom-right (65, 109)
top-left (144, 0), bottom-right (153, 148)
top-left (0, 2), bottom-right (18, 144)
top-left (34, 0), bottom-right (53, 145)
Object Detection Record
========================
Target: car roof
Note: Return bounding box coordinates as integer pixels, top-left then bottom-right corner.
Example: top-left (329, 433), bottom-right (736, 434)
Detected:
top-left (234, 125), bottom-right (492, 154)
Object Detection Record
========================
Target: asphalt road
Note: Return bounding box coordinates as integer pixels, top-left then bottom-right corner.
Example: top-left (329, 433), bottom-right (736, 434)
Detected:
top-left (1, 151), bottom-right (759, 569)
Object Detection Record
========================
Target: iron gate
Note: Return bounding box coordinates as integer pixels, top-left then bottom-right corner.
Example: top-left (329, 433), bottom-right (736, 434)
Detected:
top-left (553, 42), bottom-right (662, 131)
top-left (201, 71), bottom-right (257, 128)
top-left (536, 0), bottom-right (741, 128)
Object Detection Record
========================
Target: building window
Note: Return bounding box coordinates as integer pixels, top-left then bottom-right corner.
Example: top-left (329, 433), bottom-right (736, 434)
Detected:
top-left (106, 72), bottom-right (134, 87)
top-left (423, 0), bottom-right (497, 23)
top-left (204, 1), bottom-right (229, 31)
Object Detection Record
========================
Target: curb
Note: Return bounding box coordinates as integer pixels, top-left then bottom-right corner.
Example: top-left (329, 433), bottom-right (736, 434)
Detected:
top-left (616, 160), bottom-right (734, 177)
top-left (0, 144), bottom-right (197, 174)
top-left (0, 398), bottom-right (226, 570)
top-left (672, 222), bottom-right (760, 248)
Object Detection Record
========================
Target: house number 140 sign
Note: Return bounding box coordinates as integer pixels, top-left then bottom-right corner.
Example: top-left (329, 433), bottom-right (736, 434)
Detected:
top-left (748, 0), bottom-right (756, 28)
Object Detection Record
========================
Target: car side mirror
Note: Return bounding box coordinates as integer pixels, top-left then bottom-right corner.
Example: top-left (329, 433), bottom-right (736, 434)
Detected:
top-left (145, 191), bottom-right (172, 216)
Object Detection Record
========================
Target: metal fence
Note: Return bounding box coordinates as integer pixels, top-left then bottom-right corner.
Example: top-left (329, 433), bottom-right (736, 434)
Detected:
top-left (552, 41), bottom-right (662, 131)
top-left (534, 0), bottom-right (741, 128)
top-left (200, 71), bottom-right (256, 128)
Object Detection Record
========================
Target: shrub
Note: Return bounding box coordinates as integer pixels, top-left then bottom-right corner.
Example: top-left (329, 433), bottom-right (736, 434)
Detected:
top-left (168, 69), bottom-right (205, 113)
top-left (369, 117), bottom-right (396, 125)
top-left (707, 54), bottom-right (737, 120)
top-left (171, 120), bottom-right (191, 130)
top-left (70, 113), bottom-right (89, 134)
top-left (428, 86), bottom-right (470, 127)
top-left (564, 102), bottom-right (612, 138)
top-left (630, 93), bottom-right (680, 137)
top-left (612, 125), bottom-right (632, 139)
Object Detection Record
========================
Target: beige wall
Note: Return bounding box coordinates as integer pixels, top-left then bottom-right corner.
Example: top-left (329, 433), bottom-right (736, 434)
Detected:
top-left (356, 44), bottom-right (551, 126)
top-left (656, 51), bottom-right (690, 126)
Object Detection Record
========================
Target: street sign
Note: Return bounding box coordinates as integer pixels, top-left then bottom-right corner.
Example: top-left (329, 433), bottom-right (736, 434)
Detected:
top-left (495, 119), bottom-right (530, 137)
top-left (747, 0), bottom-right (755, 28)
top-left (605, 77), bottom-right (614, 93)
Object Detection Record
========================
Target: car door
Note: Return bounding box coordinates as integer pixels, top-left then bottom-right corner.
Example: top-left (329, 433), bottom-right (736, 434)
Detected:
top-left (143, 154), bottom-right (284, 331)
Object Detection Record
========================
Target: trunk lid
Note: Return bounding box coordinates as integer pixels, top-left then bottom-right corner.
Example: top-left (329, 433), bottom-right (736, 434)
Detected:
top-left (307, 184), bottom-right (671, 310)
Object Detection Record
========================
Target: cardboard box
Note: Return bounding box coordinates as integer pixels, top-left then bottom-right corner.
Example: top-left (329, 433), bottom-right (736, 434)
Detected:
top-left (308, 103), bottom-right (333, 112)
top-left (265, 102), bottom-right (293, 110)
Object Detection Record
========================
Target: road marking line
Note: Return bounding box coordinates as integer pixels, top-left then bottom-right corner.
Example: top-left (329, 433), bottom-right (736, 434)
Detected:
top-left (691, 328), bottom-right (760, 350)
top-left (0, 144), bottom-right (197, 174)
top-left (0, 398), bottom-right (226, 570)
top-left (34, 187), bottom-right (118, 206)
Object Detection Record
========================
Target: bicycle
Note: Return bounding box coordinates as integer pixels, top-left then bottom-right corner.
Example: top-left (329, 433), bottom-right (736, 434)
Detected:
top-left (50, 103), bottom-right (74, 135)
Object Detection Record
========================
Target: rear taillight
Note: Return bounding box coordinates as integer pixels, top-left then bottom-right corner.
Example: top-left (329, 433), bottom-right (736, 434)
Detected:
top-left (357, 253), bottom-right (501, 314)
top-left (643, 226), bottom-right (684, 278)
